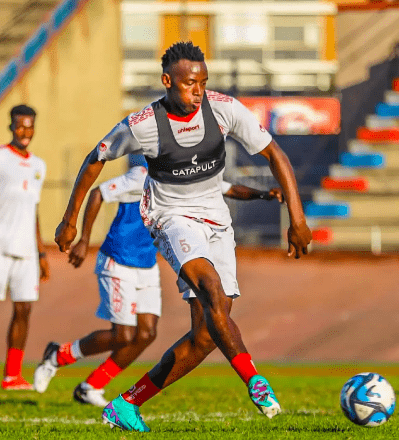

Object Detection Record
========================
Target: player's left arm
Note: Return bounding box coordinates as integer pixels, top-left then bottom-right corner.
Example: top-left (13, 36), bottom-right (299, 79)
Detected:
top-left (36, 209), bottom-right (50, 281)
top-left (224, 184), bottom-right (284, 203)
top-left (258, 140), bottom-right (312, 258)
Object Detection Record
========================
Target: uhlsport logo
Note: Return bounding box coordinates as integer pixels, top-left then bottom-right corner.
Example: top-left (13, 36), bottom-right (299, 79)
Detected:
top-left (178, 124), bottom-right (199, 134)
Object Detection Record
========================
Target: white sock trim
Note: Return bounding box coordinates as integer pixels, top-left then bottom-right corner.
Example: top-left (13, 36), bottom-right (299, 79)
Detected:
top-left (71, 339), bottom-right (84, 360)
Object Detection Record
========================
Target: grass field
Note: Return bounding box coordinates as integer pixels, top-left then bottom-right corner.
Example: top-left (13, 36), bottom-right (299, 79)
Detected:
top-left (1, 363), bottom-right (399, 439)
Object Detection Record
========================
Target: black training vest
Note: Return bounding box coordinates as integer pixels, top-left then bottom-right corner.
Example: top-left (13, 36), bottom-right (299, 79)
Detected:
top-left (146, 93), bottom-right (226, 185)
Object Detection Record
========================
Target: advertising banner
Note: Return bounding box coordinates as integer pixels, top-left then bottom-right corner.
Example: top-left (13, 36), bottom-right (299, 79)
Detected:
top-left (239, 96), bottom-right (341, 135)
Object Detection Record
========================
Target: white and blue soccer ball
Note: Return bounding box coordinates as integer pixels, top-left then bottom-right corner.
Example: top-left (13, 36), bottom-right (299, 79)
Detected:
top-left (340, 372), bottom-right (396, 427)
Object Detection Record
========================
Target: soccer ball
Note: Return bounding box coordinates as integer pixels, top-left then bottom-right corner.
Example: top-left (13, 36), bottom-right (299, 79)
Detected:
top-left (340, 372), bottom-right (396, 427)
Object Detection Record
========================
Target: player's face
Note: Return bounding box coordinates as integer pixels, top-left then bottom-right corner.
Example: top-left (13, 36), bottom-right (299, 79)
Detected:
top-left (162, 59), bottom-right (208, 116)
top-left (11, 115), bottom-right (35, 149)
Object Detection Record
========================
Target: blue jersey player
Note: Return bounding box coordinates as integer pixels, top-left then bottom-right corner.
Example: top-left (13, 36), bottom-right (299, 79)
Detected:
top-left (34, 157), bottom-right (161, 406)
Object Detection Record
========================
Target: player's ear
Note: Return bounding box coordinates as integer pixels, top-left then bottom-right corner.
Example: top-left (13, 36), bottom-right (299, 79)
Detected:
top-left (9, 123), bottom-right (13, 131)
top-left (162, 72), bottom-right (171, 89)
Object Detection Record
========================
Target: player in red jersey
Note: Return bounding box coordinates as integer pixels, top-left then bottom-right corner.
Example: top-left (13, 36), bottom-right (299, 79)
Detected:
top-left (0, 105), bottom-right (49, 390)
top-left (55, 42), bottom-right (311, 431)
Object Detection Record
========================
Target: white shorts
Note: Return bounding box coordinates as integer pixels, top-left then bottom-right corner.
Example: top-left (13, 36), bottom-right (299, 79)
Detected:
top-left (0, 253), bottom-right (39, 302)
top-left (151, 216), bottom-right (240, 300)
top-left (95, 251), bottom-right (162, 326)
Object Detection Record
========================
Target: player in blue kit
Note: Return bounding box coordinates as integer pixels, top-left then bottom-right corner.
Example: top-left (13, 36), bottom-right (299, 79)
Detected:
top-left (55, 41), bottom-right (311, 430)
top-left (34, 157), bottom-right (161, 406)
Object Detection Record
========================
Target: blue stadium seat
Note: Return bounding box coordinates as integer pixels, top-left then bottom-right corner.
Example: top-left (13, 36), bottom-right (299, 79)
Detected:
top-left (339, 152), bottom-right (385, 168)
top-left (375, 103), bottom-right (399, 118)
top-left (304, 202), bottom-right (350, 218)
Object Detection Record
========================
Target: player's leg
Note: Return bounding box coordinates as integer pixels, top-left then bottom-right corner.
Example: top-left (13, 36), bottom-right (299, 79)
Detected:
top-left (155, 223), bottom-right (280, 417)
top-left (74, 315), bottom-right (158, 407)
top-left (2, 302), bottom-right (33, 390)
top-left (2, 255), bottom-right (38, 390)
top-left (145, 296), bottom-right (220, 389)
top-left (102, 297), bottom-right (214, 432)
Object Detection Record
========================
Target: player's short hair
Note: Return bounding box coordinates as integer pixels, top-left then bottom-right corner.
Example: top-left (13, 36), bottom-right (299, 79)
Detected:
top-left (10, 104), bottom-right (36, 123)
top-left (161, 41), bottom-right (204, 72)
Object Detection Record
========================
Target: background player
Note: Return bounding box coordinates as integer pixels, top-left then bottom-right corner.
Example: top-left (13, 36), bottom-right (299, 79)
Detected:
top-left (54, 42), bottom-right (311, 431)
top-left (0, 104), bottom-right (49, 390)
top-left (34, 156), bottom-right (161, 406)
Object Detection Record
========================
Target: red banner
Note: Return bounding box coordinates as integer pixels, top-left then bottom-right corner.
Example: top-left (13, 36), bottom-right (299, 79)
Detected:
top-left (239, 96), bottom-right (341, 135)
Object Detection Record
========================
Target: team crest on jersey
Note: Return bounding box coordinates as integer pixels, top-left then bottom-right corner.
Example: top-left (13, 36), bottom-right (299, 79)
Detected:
top-left (99, 143), bottom-right (107, 152)
top-left (34, 171), bottom-right (41, 180)
top-left (109, 183), bottom-right (117, 191)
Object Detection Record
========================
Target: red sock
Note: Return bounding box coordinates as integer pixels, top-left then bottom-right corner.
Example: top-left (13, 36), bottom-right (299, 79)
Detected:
top-left (5, 348), bottom-right (24, 377)
top-left (122, 373), bottom-right (161, 406)
top-left (56, 342), bottom-right (77, 367)
top-left (86, 357), bottom-right (123, 389)
top-left (230, 352), bottom-right (258, 385)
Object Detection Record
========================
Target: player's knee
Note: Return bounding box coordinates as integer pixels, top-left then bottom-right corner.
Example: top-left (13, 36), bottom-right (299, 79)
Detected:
top-left (192, 329), bottom-right (216, 357)
top-left (114, 326), bottom-right (137, 347)
top-left (13, 302), bottom-right (32, 319)
top-left (137, 326), bottom-right (157, 346)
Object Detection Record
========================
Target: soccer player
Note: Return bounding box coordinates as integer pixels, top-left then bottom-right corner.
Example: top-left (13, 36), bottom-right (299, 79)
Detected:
top-left (34, 157), bottom-right (161, 406)
top-left (34, 153), bottom-right (284, 406)
top-left (0, 104), bottom-right (49, 390)
top-left (55, 41), bottom-right (312, 431)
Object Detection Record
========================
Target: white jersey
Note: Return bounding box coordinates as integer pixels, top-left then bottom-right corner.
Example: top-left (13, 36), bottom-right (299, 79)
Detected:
top-left (97, 90), bottom-right (272, 228)
top-left (0, 144), bottom-right (46, 258)
top-left (99, 165), bottom-right (232, 204)
top-left (99, 165), bottom-right (147, 204)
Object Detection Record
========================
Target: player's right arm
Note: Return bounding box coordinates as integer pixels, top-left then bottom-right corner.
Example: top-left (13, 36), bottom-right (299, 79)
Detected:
top-left (55, 149), bottom-right (104, 253)
top-left (55, 117), bottom-right (141, 253)
top-left (68, 186), bottom-right (103, 268)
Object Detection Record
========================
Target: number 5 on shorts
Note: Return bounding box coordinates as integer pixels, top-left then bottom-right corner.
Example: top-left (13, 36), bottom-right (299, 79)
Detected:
top-left (179, 239), bottom-right (191, 253)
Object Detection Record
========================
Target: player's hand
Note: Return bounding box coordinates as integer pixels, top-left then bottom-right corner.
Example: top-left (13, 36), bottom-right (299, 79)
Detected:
top-left (287, 221), bottom-right (312, 259)
top-left (268, 188), bottom-right (285, 204)
top-left (39, 256), bottom-right (50, 281)
top-left (68, 240), bottom-right (89, 268)
top-left (55, 220), bottom-right (77, 253)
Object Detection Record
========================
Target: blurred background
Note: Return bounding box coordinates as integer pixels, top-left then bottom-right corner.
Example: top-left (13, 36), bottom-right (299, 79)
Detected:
top-left (1, 0), bottom-right (399, 251)
top-left (3, 0), bottom-right (399, 363)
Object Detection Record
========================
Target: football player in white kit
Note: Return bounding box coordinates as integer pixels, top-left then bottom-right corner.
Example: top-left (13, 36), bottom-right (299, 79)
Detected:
top-left (55, 42), bottom-right (312, 431)
top-left (0, 105), bottom-right (49, 390)
top-left (34, 153), bottom-right (284, 407)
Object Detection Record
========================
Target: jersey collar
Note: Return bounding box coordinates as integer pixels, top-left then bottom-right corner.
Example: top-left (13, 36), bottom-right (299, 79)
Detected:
top-left (167, 105), bottom-right (200, 123)
top-left (6, 144), bottom-right (31, 158)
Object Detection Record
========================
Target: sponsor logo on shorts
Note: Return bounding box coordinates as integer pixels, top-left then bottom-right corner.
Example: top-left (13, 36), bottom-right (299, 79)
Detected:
top-left (178, 124), bottom-right (199, 134)
top-left (112, 278), bottom-right (122, 313)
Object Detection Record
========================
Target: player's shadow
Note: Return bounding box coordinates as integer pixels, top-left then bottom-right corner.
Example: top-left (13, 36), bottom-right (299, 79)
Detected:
top-left (0, 398), bottom-right (38, 406)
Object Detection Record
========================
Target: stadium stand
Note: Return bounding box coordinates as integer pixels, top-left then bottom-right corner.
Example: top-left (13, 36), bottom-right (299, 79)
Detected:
top-left (306, 72), bottom-right (399, 252)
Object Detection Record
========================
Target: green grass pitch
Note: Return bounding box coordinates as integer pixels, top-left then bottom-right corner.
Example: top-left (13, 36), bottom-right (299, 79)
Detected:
top-left (1, 363), bottom-right (398, 439)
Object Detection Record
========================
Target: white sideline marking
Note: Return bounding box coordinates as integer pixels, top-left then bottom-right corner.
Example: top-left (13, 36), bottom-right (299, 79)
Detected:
top-left (0, 409), bottom-right (333, 425)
